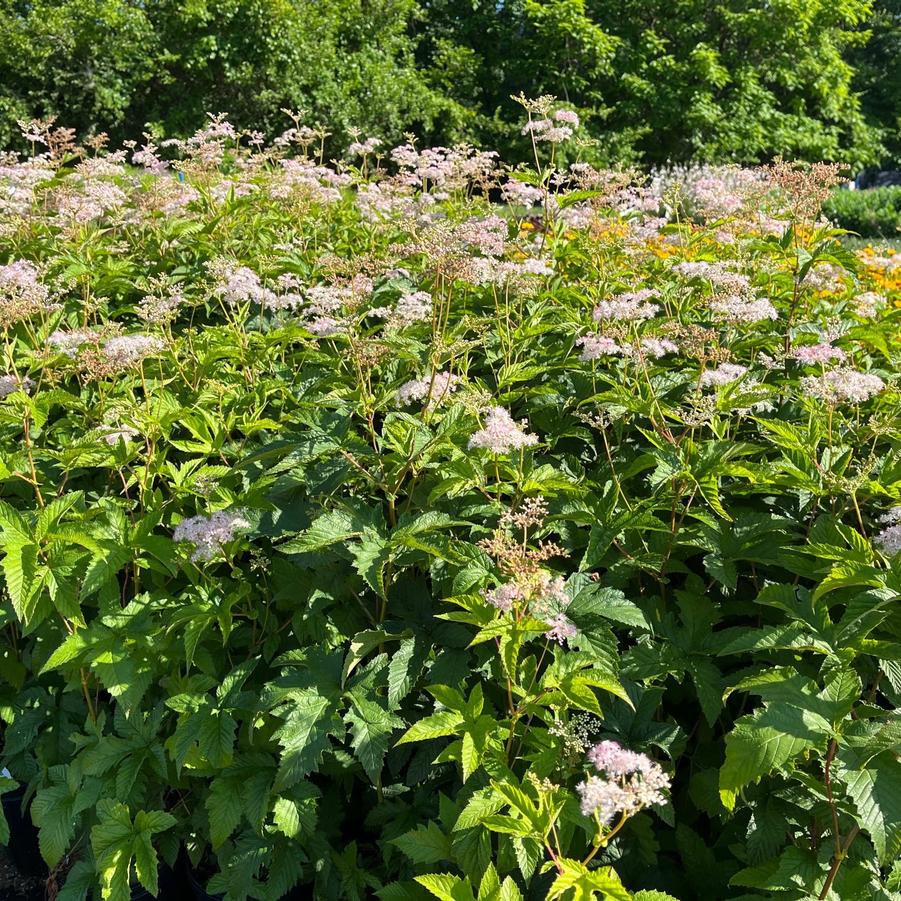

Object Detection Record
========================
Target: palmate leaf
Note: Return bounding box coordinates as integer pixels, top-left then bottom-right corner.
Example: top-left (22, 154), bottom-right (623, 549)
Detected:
top-left (273, 689), bottom-right (341, 790)
top-left (546, 859), bottom-right (631, 901)
top-left (31, 782), bottom-right (78, 866)
top-left (396, 711), bottom-right (464, 744)
top-left (415, 873), bottom-right (476, 901)
top-left (344, 695), bottom-right (403, 783)
top-left (719, 703), bottom-right (830, 810)
top-left (837, 749), bottom-right (901, 865)
top-left (392, 821), bottom-right (453, 865)
top-left (566, 577), bottom-right (651, 631)
top-left (91, 800), bottom-right (175, 901)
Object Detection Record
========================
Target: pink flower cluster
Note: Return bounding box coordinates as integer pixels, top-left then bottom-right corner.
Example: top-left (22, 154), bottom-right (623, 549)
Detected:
top-left (521, 110), bottom-right (579, 143)
top-left (483, 570), bottom-right (577, 645)
top-left (213, 264), bottom-right (304, 311)
top-left (709, 294), bottom-right (777, 324)
top-left (501, 180), bottom-right (544, 207)
top-left (347, 137), bottom-right (381, 156)
top-left (576, 741), bottom-right (670, 825)
top-left (800, 368), bottom-right (885, 404)
top-left (792, 343), bottom-right (846, 365)
top-left (469, 407), bottom-right (538, 454)
top-left (699, 362), bottom-right (748, 388)
top-left (389, 143), bottom-right (499, 191)
top-left (544, 612), bottom-right (578, 644)
top-left (303, 284), bottom-right (358, 337)
top-left (578, 335), bottom-right (679, 362)
top-left (396, 371), bottom-right (460, 408)
top-left (578, 335), bottom-right (627, 361)
top-left (101, 335), bottom-right (165, 368)
top-left (48, 328), bottom-right (97, 356)
top-left (455, 215), bottom-right (509, 257)
top-left (0, 260), bottom-right (53, 320)
top-left (641, 337), bottom-right (679, 358)
top-left (370, 291), bottom-right (432, 329)
top-left (593, 290), bottom-right (659, 322)
top-left (173, 510), bottom-right (250, 562)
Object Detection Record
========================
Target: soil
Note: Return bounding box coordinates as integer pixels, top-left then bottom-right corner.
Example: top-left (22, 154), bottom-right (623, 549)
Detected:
top-left (0, 845), bottom-right (44, 901)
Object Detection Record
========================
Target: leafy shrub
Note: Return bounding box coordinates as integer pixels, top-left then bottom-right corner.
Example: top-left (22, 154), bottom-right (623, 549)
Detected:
top-left (0, 107), bottom-right (899, 901)
top-left (823, 186), bottom-right (901, 238)
top-left (0, 0), bottom-right (889, 167)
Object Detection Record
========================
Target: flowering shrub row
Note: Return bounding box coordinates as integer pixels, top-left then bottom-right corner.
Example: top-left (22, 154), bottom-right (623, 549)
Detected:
top-left (0, 101), bottom-right (900, 900)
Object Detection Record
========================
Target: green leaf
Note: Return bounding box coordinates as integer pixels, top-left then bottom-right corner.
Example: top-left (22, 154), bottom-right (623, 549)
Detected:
top-left (206, 776), bottom-right (244, 848)
top-left (91, 801), bottom-right (174, 901)
top-left (633, 893), bottom-right (682, 901)
top-left (416, 873), bottom-right (474, 901)
top-left (197, 709), bottom-right (237, 768)
top-left (345, 696), bottom-right (403, 783)
top-left (273, 690), bottom-right (338, 790)
top-left (350, 534), bottom-right (392, 598)
top-left (393, 822), bottom-right (453, 865)
top-left (547, 859), bottom-right (631, 900)
top-left (837, 749), bottom-right (901, 865)
top-left (56, 859), bottom-right (95, 901)
top-left (686, 658), bottom-right (723, 727)
top-left (454, 789), bottom-right (505, 831)
top-left (567, 578), bottom-right (651, 631)
top-left (397, 711), bottom-right (464, 744)
top-left (279, 510), bottom-right (358, 553)
top-left (32, 782), bottom-right (77, 866)
top-left (388, 637), bottom-right (428, 707)
top-left (719, 702), bottom-right (829, 810)
top-left (0, 776), bottom-right (18, 844)
top-left (343, 629), bottom-right (410, 686)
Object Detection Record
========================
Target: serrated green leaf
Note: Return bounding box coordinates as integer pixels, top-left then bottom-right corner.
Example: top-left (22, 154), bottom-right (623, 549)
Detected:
top-left (393, 822), bottom-right (453, 865)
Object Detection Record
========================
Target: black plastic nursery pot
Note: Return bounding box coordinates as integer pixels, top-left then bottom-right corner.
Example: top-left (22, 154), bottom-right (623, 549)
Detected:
top-left (1, 788), bottom-right (46, 878)
top-left (184, 860), bottom-right (224, 901)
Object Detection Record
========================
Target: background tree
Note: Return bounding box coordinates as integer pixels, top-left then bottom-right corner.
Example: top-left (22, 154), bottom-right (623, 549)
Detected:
top-left (418, 0), bottom-right (885, 167)
top-left (0, 0), bottom-right (895, 167)
top-left (852, 0), bottom-right (901, 166)
top-left (0, 0), bottom-right (157, 147)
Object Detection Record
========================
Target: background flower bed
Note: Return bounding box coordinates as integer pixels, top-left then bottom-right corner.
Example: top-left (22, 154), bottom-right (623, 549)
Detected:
top-left (0, 110), bottom-right (900, 900)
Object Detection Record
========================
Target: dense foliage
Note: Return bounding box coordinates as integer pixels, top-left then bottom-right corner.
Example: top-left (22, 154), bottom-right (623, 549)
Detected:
top-left (0, 0), bottom-right (897, 167)
top-left (1, 109), bottom-right (901, 900)
top-left (823, 187), bottom-right (901, 238)
top-left (851, 0), bottom-right (901, 166)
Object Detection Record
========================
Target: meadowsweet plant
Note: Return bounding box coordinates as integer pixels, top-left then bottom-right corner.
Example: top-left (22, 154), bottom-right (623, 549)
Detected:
top-left (0, 107), bottom-right (898, 901)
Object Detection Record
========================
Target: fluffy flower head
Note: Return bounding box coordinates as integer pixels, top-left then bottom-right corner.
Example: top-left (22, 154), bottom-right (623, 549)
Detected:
top-left (469, 407), bottom-right (538, 454)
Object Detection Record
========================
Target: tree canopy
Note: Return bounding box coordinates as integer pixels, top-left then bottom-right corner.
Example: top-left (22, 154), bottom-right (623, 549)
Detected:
top-left (0, 0), bottom-right (896, 166)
